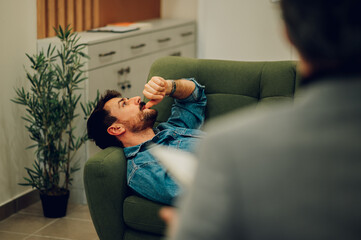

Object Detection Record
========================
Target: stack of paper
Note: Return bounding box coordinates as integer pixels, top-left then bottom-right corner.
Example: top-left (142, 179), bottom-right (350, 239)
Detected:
top-left (89, 22), bottom-right (152, 33)
top-left (149, 144), bottom-right (198, 189)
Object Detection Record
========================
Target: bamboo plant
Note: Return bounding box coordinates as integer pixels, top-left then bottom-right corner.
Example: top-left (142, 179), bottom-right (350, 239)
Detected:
top-left (12, 25), bottom-right (98, 196)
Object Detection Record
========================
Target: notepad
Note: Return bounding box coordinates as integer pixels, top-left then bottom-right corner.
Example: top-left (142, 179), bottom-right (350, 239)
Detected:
top-left (88, 22), bottom-right (152, 33)
top-left (88, 25), bottom-right (140, 33)
top-left (149, 145), bottom-right (198, 189)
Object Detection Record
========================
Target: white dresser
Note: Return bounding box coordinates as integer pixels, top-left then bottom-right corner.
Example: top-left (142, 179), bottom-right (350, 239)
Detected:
top-left (37, 18), bottom-right (196, 203)
top-left (82, 19), bottom-right (196, 100)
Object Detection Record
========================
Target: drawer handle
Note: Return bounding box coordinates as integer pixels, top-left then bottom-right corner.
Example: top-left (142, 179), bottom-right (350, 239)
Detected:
top-left (158, 37), bottom-right (171, 43)
top-left (98, 51), bottom-right (116, 57)
top-left (181, 32), bottom-right (193, 37)
top-left (170, 52), bottom-right (181, 56)
top-left (131, 43), bottom-right (146, 49)
top-left (118, 67), bottom-right (131, 75)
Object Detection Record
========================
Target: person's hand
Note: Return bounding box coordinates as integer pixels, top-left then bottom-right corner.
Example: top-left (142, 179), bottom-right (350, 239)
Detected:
top-left (159, 206), bottom-right (178, 237)
top-left (143, 76), bottom-right (169, 109)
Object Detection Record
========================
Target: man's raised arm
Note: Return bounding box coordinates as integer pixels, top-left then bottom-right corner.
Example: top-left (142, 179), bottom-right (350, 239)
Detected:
top-left (144, 76), bottom-right (196, 109)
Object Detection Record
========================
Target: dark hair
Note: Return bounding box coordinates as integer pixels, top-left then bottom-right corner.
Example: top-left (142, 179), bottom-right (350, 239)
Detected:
top-left (281, 0), bottom-right (361, 73)
top-left (87, 90), bottom-right (124, 149)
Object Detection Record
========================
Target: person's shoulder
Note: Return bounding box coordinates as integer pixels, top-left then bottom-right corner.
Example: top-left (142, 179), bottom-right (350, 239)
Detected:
top-left (156, 122), bottom-right (175, 130)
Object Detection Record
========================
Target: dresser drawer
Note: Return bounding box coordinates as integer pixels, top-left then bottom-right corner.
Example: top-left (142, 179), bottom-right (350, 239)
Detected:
top-left (122, 34), bottom-right (152, 59)
top-left (87, 39), bottom-right (123, 70)
top-left (87, 63), bottom-right (121, 100)
top-left (87, 54), bottom-right (154, 100)
top-left (151, 28), bottom-right (178, 51)
top-left (174, 24), bottom-right (196, 46)
top-left (151, 24), bottom-right (196, 51)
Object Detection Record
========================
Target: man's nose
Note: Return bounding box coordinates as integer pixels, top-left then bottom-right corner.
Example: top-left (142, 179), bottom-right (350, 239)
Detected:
top-left (129, 96), bottom-right (141, 104)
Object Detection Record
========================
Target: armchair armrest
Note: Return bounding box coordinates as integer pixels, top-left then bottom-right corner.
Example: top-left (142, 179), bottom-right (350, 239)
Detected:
top-left (84, 147), bottom-right (128, 240)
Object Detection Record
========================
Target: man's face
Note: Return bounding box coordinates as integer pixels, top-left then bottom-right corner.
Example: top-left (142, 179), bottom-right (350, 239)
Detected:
top-left (104, 96), bottom-right (158, 132)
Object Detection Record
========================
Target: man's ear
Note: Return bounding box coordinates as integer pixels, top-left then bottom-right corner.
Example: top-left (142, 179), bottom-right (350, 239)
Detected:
top-left (107, 124), bottom-right (125, 136)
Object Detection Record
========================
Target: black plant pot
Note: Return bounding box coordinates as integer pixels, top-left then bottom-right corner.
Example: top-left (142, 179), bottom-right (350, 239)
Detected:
top-left (40, 190), bottom-right (70, 218)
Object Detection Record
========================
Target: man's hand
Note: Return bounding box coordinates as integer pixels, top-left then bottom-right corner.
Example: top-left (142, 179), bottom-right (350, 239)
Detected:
top-left (143, 76), bottom-right (172, 109)
top-left (143, 77), bottom-right (196, 109)
top-left (159, 206), bottom-right (178, 238)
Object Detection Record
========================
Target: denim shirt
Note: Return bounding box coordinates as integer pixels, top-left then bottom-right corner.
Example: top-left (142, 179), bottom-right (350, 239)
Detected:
top-left (123, 78), bottom-right (207, 205)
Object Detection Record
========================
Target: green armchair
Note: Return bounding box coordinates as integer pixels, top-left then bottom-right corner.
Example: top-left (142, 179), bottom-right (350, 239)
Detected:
top-left (84, 56), bottom-right (300, 240)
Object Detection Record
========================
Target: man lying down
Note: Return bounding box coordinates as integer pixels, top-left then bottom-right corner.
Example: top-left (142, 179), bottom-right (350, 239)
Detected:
top-left (87, 77), bottom-right (206, 205)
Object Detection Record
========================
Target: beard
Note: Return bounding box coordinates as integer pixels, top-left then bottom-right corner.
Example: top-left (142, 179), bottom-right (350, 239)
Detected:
top-left (124, 102), bottom-right (158, 132)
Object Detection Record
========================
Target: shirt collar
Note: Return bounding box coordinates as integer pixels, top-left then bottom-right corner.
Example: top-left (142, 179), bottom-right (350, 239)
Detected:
top-left (123, 128), bottom-right (161, 158)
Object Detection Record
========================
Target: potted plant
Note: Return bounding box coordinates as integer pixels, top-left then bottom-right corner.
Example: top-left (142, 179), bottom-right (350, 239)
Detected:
top-left (12, 26), bottom-right (98, 218)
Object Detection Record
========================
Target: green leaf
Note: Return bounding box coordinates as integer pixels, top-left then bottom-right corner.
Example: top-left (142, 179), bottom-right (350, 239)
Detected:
top-left (26, 53), bottom-right (36, 67)
top-left (65, 24), bottom-right (72, 38)
top-left (18, 182), bottom-right (32, 186)
top-left (26, 144), bottom-right (38, 150)
top-left (59, 25), bottom-right (64, 38)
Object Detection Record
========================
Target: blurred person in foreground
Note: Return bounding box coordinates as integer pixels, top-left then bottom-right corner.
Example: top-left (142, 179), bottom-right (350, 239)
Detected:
top-left (161, 0), bottom-right (361, 239)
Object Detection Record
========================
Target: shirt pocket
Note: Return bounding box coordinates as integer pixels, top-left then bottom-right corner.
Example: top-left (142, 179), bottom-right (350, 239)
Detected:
top-left (173, 134), bottom-right (200, 153)
top-left (167, 133), bottom-right (182, 149)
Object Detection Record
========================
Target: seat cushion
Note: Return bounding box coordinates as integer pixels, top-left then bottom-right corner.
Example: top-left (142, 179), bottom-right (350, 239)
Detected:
top-left (123, 195), bottom-right (166, 235)
top-left (124, 229), bottom-right (163, 240)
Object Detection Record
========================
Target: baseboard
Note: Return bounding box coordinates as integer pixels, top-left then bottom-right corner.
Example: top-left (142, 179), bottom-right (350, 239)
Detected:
top-left (0, 190), bottom-right (40, 222)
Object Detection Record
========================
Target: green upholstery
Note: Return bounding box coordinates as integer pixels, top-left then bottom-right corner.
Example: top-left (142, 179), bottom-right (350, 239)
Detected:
top-left (123, 196), bottom-right (166, 235)
top-left (84, 57), bottom-right (300, 240)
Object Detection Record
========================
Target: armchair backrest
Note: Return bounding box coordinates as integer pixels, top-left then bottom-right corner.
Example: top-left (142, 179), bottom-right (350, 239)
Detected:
top-left (147, 57), bottom-right (300, 125)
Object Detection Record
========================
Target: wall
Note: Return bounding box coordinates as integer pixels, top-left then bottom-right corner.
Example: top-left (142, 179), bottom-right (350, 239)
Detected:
top-left (100, 0), bottom-right (161, 25)
top-left (38, 0), bottom-right (161, 39)
top-left (0, 0), bottom-right (37, 206)
top-left (197, 0), bottom-right (297, 61)
top-left (161, 0), bottom-right (296, 61)
top-left (161, 0), bottom-right (198, 20)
